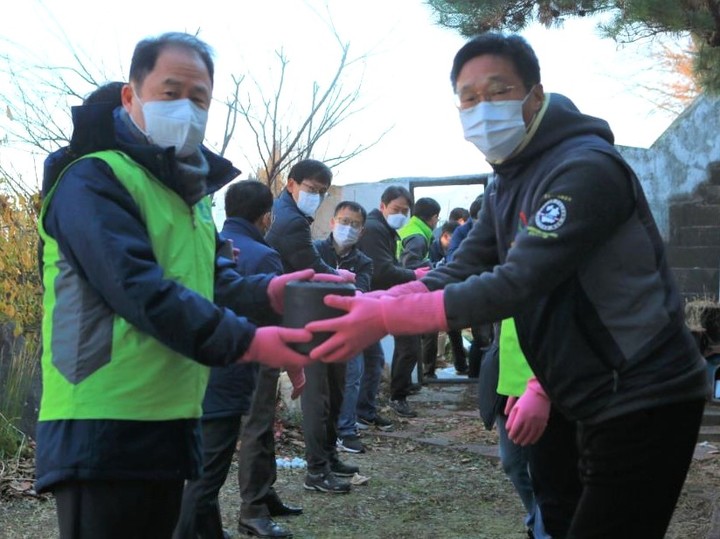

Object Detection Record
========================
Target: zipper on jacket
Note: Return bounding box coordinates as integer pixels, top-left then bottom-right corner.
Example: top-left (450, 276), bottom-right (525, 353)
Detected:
top-left (612, 370), bottom-right (619, 392)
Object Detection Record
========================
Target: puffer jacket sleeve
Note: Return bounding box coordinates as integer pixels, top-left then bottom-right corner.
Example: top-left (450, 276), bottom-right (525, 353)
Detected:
top-left (43, 157), bottom-right (260, 366)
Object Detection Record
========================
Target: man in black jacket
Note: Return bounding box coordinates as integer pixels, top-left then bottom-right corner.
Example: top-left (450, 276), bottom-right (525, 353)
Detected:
top-left (266, 160), bottom-right (357, 495)
top-left (307, 32), bottom-right (708, 539)
top-left (315, 201), bottom-right (373, 455)
top-left (175, 180), bottom-right (303, 539)
top-left (356, 186), bottom-right (429, 419)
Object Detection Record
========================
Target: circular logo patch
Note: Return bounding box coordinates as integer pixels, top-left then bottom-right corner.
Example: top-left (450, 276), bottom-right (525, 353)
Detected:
top-left (535, 199), bottom-right (567, 231)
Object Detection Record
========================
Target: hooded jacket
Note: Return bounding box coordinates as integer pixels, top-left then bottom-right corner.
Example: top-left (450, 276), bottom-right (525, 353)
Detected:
top-left (424, 93), bottom-right (707, 424)
top-left (357, 209), bottom-right (415, 290)
top-left (36, 102), bottom-right (274, 492)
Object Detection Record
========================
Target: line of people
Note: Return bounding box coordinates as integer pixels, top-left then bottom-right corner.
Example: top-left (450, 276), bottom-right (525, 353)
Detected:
top-left (35, 28), bottom-right (709, 539)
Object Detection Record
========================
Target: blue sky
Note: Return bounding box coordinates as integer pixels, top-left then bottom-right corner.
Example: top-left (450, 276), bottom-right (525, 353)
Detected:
top-left (0, 0), bottom-right (682, 188)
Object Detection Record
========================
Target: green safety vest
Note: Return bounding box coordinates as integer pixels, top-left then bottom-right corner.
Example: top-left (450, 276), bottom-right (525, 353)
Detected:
top-left (396, 215), bottom-right (433, 260)
top-left (38, 150), bottom-right (215, 421)
top-left (496, 318), bottom-right (535, 397)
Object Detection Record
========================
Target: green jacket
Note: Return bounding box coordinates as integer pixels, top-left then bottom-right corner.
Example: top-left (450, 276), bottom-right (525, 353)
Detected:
top-left (396, 215), bottom-right (433, 266)
top-left (497, 318), bottom-right (534, 397)
top-left (38, 150), bottom-right (214, 421)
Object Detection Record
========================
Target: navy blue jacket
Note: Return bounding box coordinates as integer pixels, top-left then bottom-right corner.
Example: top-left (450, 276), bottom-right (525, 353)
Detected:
top-left (36, 102), bottom-right (275, 492)
top-left (202, 218), bottom-right (283, 419)
top-left (445, 219), bottom-right (472, 263)
top-left (265, 190), bottom-right (337, 274)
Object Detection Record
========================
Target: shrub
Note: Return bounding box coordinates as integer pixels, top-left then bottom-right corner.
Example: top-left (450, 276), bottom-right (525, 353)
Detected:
top-left (0, 193), bottom-right (42, 336)
top-left (0, 190), bottom-right (42, 466)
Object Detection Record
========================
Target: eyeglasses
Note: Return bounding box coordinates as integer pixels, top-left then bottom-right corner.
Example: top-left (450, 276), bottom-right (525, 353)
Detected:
top-left (335, 217), bottom-right (364, 230)
top-left (299, 181), bottom-right (328, 196)
top-left (454, 84), bottom-right (516, 110)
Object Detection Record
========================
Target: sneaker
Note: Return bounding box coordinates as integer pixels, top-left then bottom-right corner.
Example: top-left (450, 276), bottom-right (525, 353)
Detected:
top-left (303, 471), bottom-right (351, 493)
top-left (357, 414), bottom-right (394, 432)
top-left (330, 460), bottom-right (360, 477)
top-left (336, 434), bottom-right (365, 454)
top-left (389, 399), bottom-right (417, 418)
top-left (424, 372), bottom-right (438, 379)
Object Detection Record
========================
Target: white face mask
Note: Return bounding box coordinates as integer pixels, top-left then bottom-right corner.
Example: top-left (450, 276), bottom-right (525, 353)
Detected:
top-left (460, 93), bottom-right (531, 163)
top-left (386, 213), bottom-right (409, 230)
top-left (333, 224), bottom-right (361, 248)
top-left (137, 96), bottom-right (208, 157)
top-left (296, 190), bottom-right (323, 217)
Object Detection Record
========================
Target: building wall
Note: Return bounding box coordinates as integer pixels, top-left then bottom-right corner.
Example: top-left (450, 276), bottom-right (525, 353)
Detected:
top-left (619, 94), bottom-right (720, 240)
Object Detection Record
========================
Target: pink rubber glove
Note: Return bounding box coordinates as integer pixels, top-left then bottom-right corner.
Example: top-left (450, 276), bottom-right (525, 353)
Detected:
top-left (306, 291), bottom-right (448, 363)
top-left (267, 269), bottom-right (316, 314)
top-left (504, 378), bottom-right (550, 446)
top-left (309, 273), bottom-right (351, 283)
top-left (240, 327), bottom-right (313, 369)
top-left (286, 367), bottom-right (306, 399)
top-left (336, 269), bottom-right (356, 283)
top-left (364, 280), bottom-right (429, 299)
top-left (414, 266), bottom-right (431, 280)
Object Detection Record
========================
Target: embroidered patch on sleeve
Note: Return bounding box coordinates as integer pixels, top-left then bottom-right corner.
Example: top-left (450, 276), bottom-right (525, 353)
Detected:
top-left (535, 199), bottom-right (567, 231)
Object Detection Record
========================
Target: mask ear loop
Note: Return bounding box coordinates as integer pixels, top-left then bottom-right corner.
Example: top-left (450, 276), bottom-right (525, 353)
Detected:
top-left (128, 86), bottom-right (150, 138)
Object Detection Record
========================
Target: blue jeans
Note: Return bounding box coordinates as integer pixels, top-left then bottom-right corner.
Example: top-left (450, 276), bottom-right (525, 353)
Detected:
top-left (496, 414), bottom-right (549, 539)
top-left (337, 354), bottom-right (364, 437)
top-left (356, 341), bottom-right (385, 422)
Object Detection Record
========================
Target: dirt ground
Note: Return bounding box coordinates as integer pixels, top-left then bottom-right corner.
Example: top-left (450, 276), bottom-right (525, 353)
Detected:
top-left (1, 383), bottom-right (719, 538)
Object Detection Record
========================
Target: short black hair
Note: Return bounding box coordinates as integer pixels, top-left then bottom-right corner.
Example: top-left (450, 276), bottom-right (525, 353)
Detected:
top-left (441, 221), bottom-right (461, 236)
top-left (414, 197), bottom-right (441, 222)
top-left (450, 32), bottom-right (540, 91)
top-left (469, 194), bottom-right (484, 220)
top-left (84, 81), bottom-right (124, 106)
top-left (334, 201), bottom-right (367, 224)
top-left (225, 180), bottom-right (273, 223)
top-left (448, 207), bottom-right (470, 222)
top-left (130, 32), bottom-right (215, 88)
top-left (380, 185), bottom-right (413, 206)
top-left (288, 159), bottom-right (333, 187)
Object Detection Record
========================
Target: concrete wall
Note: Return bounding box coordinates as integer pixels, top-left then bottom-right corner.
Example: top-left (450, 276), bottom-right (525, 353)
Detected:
top-left (619, 94), bottom-right (720, 239)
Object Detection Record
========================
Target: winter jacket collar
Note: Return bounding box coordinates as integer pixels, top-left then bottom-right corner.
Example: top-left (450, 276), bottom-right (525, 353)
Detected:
top-left (491, 93), bottom-right (614, 178)
top-left (367, 208), bottom-right (398, 238)
top-left (222, 217), bottom-right (268, 246)
top-left (44, 102), bottom-right (240, 199)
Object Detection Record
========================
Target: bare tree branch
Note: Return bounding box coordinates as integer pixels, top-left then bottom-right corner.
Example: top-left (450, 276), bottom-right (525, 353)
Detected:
top-left (219, 24), bottom-right (391, 193)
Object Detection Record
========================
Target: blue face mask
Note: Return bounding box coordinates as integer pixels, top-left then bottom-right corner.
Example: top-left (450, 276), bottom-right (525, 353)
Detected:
top-left (460, 90), bottom-right (532, 163)
top-left (386, 213), bottom-right (409, 230)
top-left (333, 224), bottom-right (361, 248)
top-left (134, 90), bottom-right (208, 157)
top-left (296, 190), bottom-right (323, 217)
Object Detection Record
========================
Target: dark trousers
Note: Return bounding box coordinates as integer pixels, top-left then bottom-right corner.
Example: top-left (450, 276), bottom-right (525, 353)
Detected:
top-left (238, 365), bottom-right (283, 519)
top-left (447, 329), bottom-right (468, 371)
top-left (468, 324), bottom-right (494, 378)
top-left (391, 335), bottom-right (419, 399)
top-left (301, 361), bottom-right (347, 474)
top-left (174, 416), bottom-right (242, 539)
top-left (568, 399), bottom-right (704, 538)
top-left (357, 341), bottom-right (386, 422)
top-left (528, 408), bottom-right (582, 538)
top-left (421, 332), bottom-right (438, 375)
top-left (55, 479), bottom-right (184, 539)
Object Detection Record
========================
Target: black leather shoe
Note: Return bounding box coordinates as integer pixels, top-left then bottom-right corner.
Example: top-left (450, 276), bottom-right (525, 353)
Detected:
top-left (265, 497), bottom-right (303, 517)
top-left (238, 516), bottom-right (293, 538)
